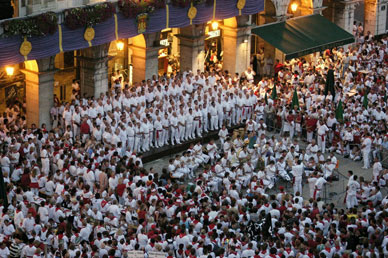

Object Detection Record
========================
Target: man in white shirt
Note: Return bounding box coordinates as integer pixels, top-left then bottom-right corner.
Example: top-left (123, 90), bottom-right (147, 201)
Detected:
top-left (291, 160), bottom-right (304, 195)
top-left (372, 157), bottom-right (383, 182)
top-left (361, 133), bottom-right (372, 169)
top-left (346, 171), bottom-right (360, 209)
top-left (317, 120), bottom-right (329, 154)
top-left (314, 176), bottom-right (327, 200)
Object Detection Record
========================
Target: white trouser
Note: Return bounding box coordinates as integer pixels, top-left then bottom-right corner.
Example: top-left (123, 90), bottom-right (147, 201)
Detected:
top-left (170, 127), bottom-right (179, 145)
top-left (185, 123), bottom-right (193, 139)
top-left (210, 115), bottom-right (218, 130)
top-left (179, 126), bottom-right (185, 142)
top-left (149, 131), bottom-right (154, 147)
top-left (318, 135), bottom-right (326, 153)
top-left (73, 124), bottom-right (79, 138)
top-left (202, 117), bottom-right (209, 132)
top-left (142, 134), bottom-right (150, 151)
top-left (242, 107), bottom-right (250, 121)
top-left (163, 128), bottom-right (169, 145)
top-left (236, 108), bottom-right (242, 124)
top-left (155, 130), bottom-right (163, 147)
top-left (346, 193), bottom-right (358, 208)
top-left (307, 131), bottom-right (313, 143)
top-left (127, 136), bottom-right (134, 151)
top-left (225, 111), bottom-right (232, 126)
top-left (232, 109), bottom-right (237, 125)
top-left (293, 177), bottom-right (302, 195)
top-left (218, 114), bottom-right (224, 129)
top-left (363, 149), bottom-right (370, 168)
top-left (41, 158), bottom-right (50, 175)
top-left (134, 136), bottom-right (141, 152)
top-left (289, 126), bottom-right (295, 139)
top-left (220, 137), bottom-right (225, 150)
top-left (193, 120), bottom-right (201, 137)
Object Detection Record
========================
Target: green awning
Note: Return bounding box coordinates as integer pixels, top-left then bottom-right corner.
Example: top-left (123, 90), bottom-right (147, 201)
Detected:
top-left (252, 14), bottom-right (355, 60)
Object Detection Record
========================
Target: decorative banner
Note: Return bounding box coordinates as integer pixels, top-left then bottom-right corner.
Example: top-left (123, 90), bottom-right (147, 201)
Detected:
top-left (213, 0), bottom-right (216, 20)
top-left (20, 37), bottom-right (32, 61)
top-left (188, 2), bottom-right (197, 25)
top-left (114, 14), bottom-right (119, 40)
top-left (166, 4), bottom-right (169, 28)
top-left (137, 13), bottom-right (148, 34)
top-left (84, 27), bottom-right (95, 47)
top-left (58, 24), bottom-right (63, 52)
top-left (237, 0), bottom-right (246, 15)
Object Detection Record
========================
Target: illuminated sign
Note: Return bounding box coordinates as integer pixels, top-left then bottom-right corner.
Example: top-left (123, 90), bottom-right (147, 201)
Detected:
top-left (207, 29), bottom-right (220, 39)
top-left (160, 39), bottom-right (170, 46)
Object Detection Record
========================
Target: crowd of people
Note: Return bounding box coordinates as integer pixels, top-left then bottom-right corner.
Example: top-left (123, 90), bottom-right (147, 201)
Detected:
top-left (0, 32), bottom-right (387, 257)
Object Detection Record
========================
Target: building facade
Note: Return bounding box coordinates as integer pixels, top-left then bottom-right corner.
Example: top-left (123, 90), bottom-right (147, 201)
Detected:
top-left (0, 0), bottom-right (385, 128)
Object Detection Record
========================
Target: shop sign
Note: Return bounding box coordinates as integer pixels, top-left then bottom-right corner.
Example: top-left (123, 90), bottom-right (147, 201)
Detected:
top-left (160, 39), bottom-right (170, 46)
top-left (207, 29), bottom-right (220, 39)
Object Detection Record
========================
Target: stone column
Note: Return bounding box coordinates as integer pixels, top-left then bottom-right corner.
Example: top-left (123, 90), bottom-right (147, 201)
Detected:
top-left (299, 0), bottom-right (324, 16)
top-left (22, 57), bottom-right (55, 129)
top-left (333, 0), bottom-right (356, 34)
top-left (178, 24), bottom-right (205, 73)
top-left (365, 0), bottom-right (388, 36)
top-left (223, 16), bottom-right (252, 75)
top-left (129, 32), bottom-right (160, 83)
top-left (131, 45), bottom-right (159, 83)
top-left (78, 43), bottom-right (109, 98)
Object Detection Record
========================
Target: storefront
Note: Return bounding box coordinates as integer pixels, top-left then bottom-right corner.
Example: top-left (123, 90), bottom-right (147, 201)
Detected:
top-left (204, 20), bottom-right (223, 71)
top-left (108, 39), bottom-right (128, 87)
top-left (158, 28), bottom-right (180, 76)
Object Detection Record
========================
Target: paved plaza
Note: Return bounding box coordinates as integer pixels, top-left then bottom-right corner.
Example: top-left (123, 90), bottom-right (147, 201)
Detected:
top-left (144, 133), bottom-right (378, 209)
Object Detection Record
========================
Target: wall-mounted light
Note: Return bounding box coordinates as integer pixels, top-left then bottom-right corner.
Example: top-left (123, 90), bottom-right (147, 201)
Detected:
top-left (211, 21), bottom-right (219, 30)
top-left (291, 2), bottom-right (298, 13)
top-left (116, 40), bottom-right (124, 51)
top-left (5, 66), bottom-right (14, 76)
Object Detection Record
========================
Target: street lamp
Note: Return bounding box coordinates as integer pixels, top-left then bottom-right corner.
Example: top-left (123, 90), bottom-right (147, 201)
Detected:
top-left (290, 2), bottom-right (298, 13)
top-left (211, 21), bottom-right (219, 30)
top-left (116, 40), bottom-right (124, 51)
top-left (5, 66), bottom-right (14, 76)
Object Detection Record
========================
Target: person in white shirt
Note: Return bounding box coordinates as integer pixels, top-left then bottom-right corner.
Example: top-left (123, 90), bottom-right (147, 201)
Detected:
top-left (291, 160), bottom-right (304, 195)
top-left (361, 133), bottom-right (372, 169)
top-left (317, 119), bottom-right (329, 154)
top-left (346, 171), bottom-right (360, 209)
top-left (372, 157), bottom-right (383, 182)
top-left (218, 125), bottom-right (228, 149)
top-left (314, 176), bottom-right (327, 200)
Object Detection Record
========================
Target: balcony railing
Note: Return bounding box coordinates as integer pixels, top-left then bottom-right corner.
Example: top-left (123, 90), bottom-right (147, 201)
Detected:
top-left (20, 0), bottom-right (107, 16)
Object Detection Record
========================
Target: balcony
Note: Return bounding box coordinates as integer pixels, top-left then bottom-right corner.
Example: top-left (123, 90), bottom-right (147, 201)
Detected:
top-left (19, 0), bottom-right (107, 16)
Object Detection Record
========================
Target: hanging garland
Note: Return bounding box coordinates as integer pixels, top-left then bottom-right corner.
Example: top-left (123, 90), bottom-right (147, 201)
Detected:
top-left (118, 0), bottom-right (166, 19)
top-left (2, 12), bottom-right (57, 38)
top-left (64, 2), bottom-right (116, 30)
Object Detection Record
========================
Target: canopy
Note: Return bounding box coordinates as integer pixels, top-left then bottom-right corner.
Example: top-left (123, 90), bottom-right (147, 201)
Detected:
top-left (252, 14), bottom-right (354, 60)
